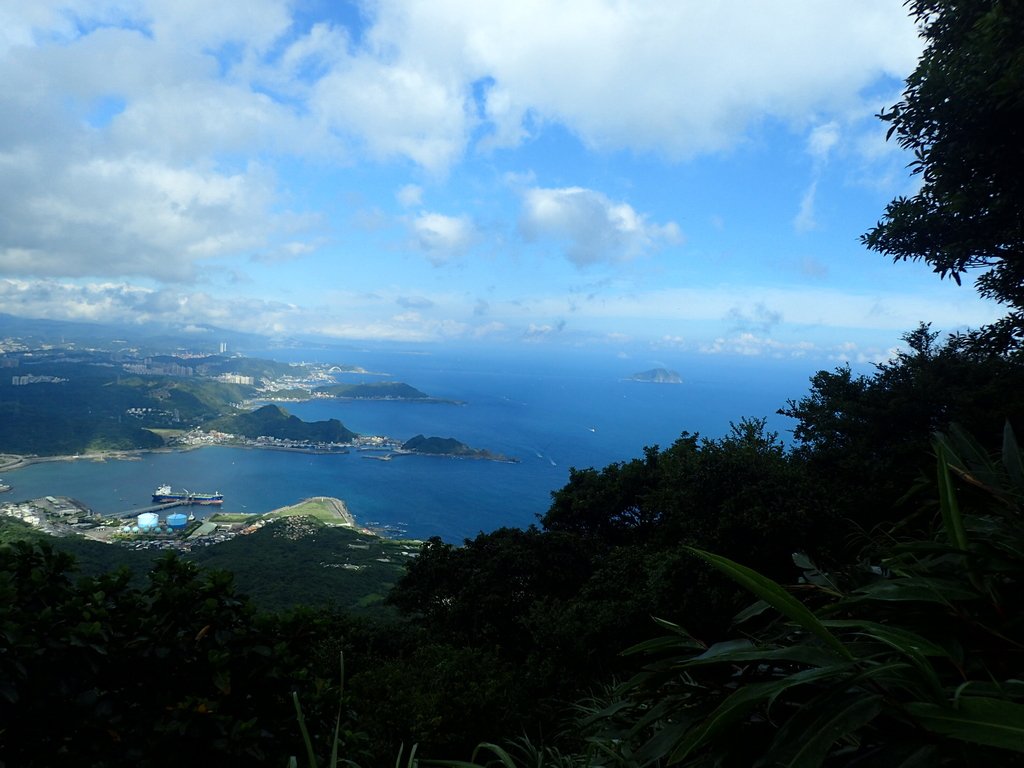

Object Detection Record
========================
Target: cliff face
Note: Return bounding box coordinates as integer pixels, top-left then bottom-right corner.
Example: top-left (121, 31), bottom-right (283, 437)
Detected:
top-left (629, 368), bottom-right (682, 384)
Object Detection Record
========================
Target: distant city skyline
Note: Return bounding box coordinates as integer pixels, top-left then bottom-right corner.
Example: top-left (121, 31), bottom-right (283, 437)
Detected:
top-left (0, 1), bottom-right (1003, 363)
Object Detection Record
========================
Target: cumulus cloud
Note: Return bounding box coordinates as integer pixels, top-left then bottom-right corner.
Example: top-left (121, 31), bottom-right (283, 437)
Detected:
top-left (350, 0), bottom-right (920, 160)
top-left (520, 186), bottom-right (681, 266)
top-left (311, 58), bottom-right (469, 172)
top-left (0, 278), bottom-right (299, 331)
top-left (410, 211), bottom-right (475, 264)
top-left (4, 2), bottom-right (921, 170)
top-left (0, 1), bottom-right (930, 349)
top-left (0, 153), bottom-right (287, 280)
top-left (0, 1), bottom-right (920, 287)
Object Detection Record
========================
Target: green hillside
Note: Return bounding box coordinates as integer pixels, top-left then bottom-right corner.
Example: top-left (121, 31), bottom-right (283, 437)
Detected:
top-left (208, 404), bottom-right (358, 442)
top-left (317, 381), bottom-right (432, 399)
top-left (189, 518), bottom-right (417, 613)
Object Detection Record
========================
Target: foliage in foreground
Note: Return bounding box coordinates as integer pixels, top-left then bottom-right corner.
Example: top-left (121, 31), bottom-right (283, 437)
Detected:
top-left (863, 0), bottom-right (1024, 351)
top-left (533, 423), bottom-right (1024, 767)
top-left (0, 547), bottom-right (361, 767)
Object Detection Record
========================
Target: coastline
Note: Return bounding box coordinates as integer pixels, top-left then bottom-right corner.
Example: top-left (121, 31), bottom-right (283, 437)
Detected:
top-left (0, 434), bottom-right (517, 474)
top-left (0, 445), bottom-right (202, 473)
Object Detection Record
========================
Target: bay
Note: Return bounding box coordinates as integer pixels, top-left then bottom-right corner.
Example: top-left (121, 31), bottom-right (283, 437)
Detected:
top-left (3, 348), bottom-right (817, 542)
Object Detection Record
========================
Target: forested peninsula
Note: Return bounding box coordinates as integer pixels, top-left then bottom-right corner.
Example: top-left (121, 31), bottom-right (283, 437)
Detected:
top-left (0, 351), bottom-right (469, 457)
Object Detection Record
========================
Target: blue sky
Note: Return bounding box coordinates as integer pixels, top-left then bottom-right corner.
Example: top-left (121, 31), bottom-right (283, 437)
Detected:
top-left (0, 1), bottom-right (1004, 363)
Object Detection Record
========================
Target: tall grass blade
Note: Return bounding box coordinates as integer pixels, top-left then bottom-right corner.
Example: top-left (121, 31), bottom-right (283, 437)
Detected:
top-left (293, 690), bottom-right (320, 768)
top-left (469, 742), bottom-right (518, 767)
top-left (1003, 421), bottom-right (1024, 492)
top-left (776, 693), bottom-right (883, 768)
top-left (686, 547), bottom-right (852, 660)
top-left (935, 443), bottom-right (969, 552)
top-left (906, 697), bottom-right (1024, 752)
top-left (330, 651), bottom-right (345, 768)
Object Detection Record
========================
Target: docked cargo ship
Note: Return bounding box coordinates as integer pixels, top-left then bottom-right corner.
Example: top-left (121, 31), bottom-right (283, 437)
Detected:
top-left (152, 484), bottom-right (224, 505)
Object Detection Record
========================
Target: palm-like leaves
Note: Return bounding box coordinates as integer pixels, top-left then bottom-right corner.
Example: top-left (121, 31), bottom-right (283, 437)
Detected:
top-left (583, 423), bottom-right (1024, 766)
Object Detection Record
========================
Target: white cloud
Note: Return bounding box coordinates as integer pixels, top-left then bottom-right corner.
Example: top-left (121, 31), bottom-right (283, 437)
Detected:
top-left (0, 1), bottom-right (921, 288)
top-left (524, 320), bottom-right (566, 340)
top-left (311, 58), bottom-right (469, 172)
top-left (410, 212), bottom-right (475, 264)
top-left (396, 184), bottom-right (423, 207)
top-left (808, 121), bottom-right (841, 162)
top-left (794, 180), bottom-right (818, 233)
top-left (520, 186), bottom-right (681, 266)
top-left (3, 1), bottom-right (921, 175)
top-left (511, 284), bottom-right (1002, 334)
top-left (700, 332), bottom-right (816, 358)
top-left (0, 154), bottom-right (284, 280)
top-left (356, 0), bottom-right (921, 161)
top-left (473, 321), bottom-right (507, 338)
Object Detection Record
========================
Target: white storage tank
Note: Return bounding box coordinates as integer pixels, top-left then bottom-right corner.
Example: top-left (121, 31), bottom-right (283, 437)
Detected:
top-left (137, 512), bottom-right (159, 530)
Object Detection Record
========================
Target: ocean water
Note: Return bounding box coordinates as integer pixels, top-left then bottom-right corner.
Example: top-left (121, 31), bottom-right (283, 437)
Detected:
top-left (2, 348), bottom-right (818, 542)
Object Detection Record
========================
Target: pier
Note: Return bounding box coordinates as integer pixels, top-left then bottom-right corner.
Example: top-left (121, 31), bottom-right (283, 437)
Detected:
top-left (113, 500), bottom-right (190, 519)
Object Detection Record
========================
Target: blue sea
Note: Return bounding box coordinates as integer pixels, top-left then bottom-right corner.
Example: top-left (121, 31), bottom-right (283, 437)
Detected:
top-left (3, 347), bottom-right (820, 542)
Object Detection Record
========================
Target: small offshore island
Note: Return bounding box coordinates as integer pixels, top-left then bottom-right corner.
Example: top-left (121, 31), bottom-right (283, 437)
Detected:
top-left (628, 367), bottom-right (683, 384)
top-left (365, 434), bottom-right (517, 463)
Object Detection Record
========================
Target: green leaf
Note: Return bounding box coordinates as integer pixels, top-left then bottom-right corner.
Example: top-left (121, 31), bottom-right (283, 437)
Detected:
top-left (906, 697), bottom-right (1024, 752)
top-left (686, 547), bottom-right (852, 660)
top-left (468, 743), bottom-right (517, 767)
top-left (792, 552), bottom-right (815, 570)
top-left (623, 616), bottom-right (704, 656)
top-left (1003, 421), bottom-right (1024, 492)
top-left (665, 666), bottom-right (856, 764)
top-left (936, 442), bottom-right (969, 553)
top-left (850, 576), bottom-right (977, 604)
top-left (820, 620), bottom-right (953, 659)
top-left (292, 691), bottom-right (319, 768)
top-left (679, 641), bottom-right (842, 670)
top-left (821, 620), bottom-right (946, 701)
top-left (667, 679), bottom-right (783, 763)
top-left (733, 598), bottom-right (771, 625)
top-left (773, 693), bottom-right (883, 768)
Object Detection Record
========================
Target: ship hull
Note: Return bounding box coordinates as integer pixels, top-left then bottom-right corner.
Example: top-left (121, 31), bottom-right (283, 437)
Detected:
top-left (152, 490), bottom-right (224, 505)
